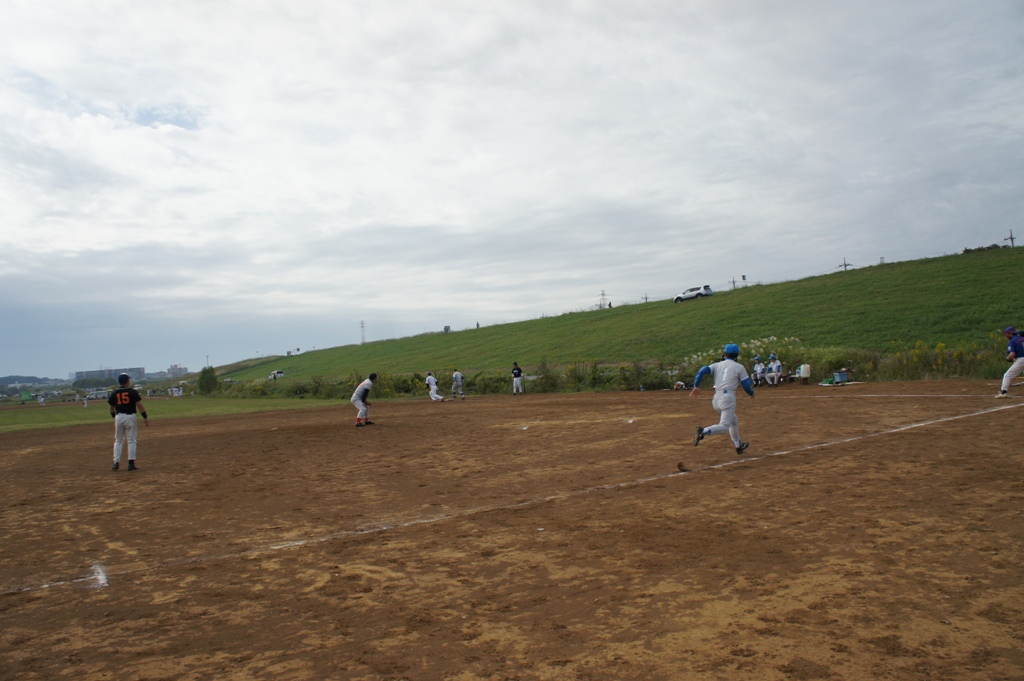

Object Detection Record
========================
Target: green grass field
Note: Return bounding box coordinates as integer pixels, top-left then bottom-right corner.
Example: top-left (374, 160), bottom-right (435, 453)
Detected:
top-left (0, 397), bottom-right (348, 434)
top-left (222, 248), bottom-right (1020, 381)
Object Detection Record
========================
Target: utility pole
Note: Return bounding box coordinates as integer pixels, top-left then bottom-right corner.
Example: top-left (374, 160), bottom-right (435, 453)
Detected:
top-left (838, 258), bottom-right (853, 272)
top-left (360, 320), bottom-right (366, 345)
top-left (598, 290), bottom-right (608, 309)
top-left (1005, 229), bottom-right (1016, 247)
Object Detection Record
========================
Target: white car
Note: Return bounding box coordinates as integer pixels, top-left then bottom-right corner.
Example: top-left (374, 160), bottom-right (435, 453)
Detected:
top-left (674, 285), bottom-right (713, 303)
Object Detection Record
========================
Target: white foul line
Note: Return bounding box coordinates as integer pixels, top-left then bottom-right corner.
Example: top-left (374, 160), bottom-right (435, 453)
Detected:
top-left (6, 400), bottom-right (1022, 596)
top-left (688, 400), bottom-right (1023, 473)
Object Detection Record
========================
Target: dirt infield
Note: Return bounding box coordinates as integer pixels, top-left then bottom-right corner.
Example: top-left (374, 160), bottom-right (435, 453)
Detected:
top-left (2, 380), bottom-right (1023, 680)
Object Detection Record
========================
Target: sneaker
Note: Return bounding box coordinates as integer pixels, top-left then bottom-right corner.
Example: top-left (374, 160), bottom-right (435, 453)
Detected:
top-left (995, 392), bottom-right (1009, 398)
top-left (112, 461), bottom-right (120, 471)
top-left (736, 442), bottom-right (749, 455)
top-left (693, 426), bottom-right (704, 447)
top-left (128, 461), bottom-right (137, 471)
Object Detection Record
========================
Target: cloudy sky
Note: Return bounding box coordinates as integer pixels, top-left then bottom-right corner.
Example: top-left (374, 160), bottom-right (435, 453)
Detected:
top-left (1, 1), bottom-right (1021, 379)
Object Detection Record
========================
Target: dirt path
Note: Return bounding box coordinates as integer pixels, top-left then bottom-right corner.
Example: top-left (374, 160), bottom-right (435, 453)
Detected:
top-left (2, 381), bottom-right (1022, 680)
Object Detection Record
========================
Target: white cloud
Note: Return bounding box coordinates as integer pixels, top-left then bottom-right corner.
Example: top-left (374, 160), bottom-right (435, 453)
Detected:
top-left (0, 0), bottom-right (1021, 376)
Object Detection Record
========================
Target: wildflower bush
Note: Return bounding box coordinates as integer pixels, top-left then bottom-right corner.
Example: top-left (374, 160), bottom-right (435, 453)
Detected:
top-left (875, 336), bottom-right (1007, 381)
top-left (678, 337), bottom-right (805, 383)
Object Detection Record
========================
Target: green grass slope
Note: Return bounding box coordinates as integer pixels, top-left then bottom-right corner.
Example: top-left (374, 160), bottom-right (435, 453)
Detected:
top-left (225, 248), bottom-right (1020, 381)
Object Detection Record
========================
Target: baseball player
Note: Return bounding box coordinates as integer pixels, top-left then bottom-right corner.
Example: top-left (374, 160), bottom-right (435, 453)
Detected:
top-left (351, 372), bottom-right (377, 426)
top-left (996, 326), bottom-right (1024, 398)
top-left (426, 372), bottom-right (445, 401)
top-left (108, 373), bottom-right (148, 471)
top-left (451, 369), bottom-right (465, 399)
top-left (512, 362), bottom-right (524, 395)
top-left (751, 356), bottom-right (766, 386)
top-left (766, 353), bottom-right (782, 386)
top-left (690, 343), bottom-right (755, 455)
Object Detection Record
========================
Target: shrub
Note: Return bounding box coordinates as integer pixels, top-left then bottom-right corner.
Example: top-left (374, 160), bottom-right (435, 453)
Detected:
top-left (467, 370), bottom-right (510, 395)
top-left (616, 361), bottom-right (672, 391)
top-left (197, 367), bottom-right (219, 395)
top-left (221, 379), bottom-right (273, 398)
top-left (532, 359), bottom-right (561, 393)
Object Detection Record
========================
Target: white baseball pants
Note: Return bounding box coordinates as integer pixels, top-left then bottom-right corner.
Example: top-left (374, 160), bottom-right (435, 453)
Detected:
top-left (1001, 358), bottom-right (1024, 392)
top-left (351, 396), bottom-right (369, 420)
top-left (702, 390), bottom-right (741, 448)
top-left (113, 413), bottom-right (138, 463)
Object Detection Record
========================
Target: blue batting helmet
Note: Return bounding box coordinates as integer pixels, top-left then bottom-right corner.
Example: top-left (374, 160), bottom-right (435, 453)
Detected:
top-left (724, 343), bottom-right (740, 358)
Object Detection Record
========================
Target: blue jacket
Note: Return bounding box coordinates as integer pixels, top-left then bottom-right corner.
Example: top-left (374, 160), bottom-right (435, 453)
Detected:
top-left (1009, 334), bottom-right (1024, 359)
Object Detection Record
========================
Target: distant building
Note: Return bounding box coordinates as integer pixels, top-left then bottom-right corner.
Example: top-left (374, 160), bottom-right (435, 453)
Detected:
top-left (75, 367), bottom-right (145, 382)
top-left (167, 364), bottom-right (189, 378)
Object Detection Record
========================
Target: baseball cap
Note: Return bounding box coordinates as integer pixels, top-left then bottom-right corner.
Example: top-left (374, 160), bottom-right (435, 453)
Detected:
top-left (724, 343), bottom-right (740, 357)
top-left (369, 372), bottom-right (378, 380)
top-left (118, 373), bottom-right (131, 385)
top-left (1004, 326), bottom-right (1016, 335)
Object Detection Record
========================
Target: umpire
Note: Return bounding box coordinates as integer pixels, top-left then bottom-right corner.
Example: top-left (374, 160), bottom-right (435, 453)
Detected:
top-left (108, 373), bottom-right (149, 470)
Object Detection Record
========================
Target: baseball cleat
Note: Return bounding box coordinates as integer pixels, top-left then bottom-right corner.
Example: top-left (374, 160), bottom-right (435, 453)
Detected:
top-left (735, 442), bottom-right (749, 455)
top-left (693, 426), bottom-right (704, 446)
top-left (355, 422), bottom-right (365, 427)
top-left (112, 461), bottom-right (119, 471)
top-left (364, 420), bottom-right (375, 425)
top-left (128, 461), bottom-right (137, 471)
top-left (995, 392), bottom-right (1009, 398)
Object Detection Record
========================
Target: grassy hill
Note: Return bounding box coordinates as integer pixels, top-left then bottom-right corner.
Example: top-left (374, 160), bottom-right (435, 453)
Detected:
top-left (222, 248), bottom-right (1019, 386)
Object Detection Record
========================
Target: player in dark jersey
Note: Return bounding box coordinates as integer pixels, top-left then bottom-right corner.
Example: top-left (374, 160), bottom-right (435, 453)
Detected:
top-left (512, 362), bottom-right (524, 395)
top-left (997, 326), bottom-right (1024, 398)
top-left (108, 373), bottom-right (149, 470)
